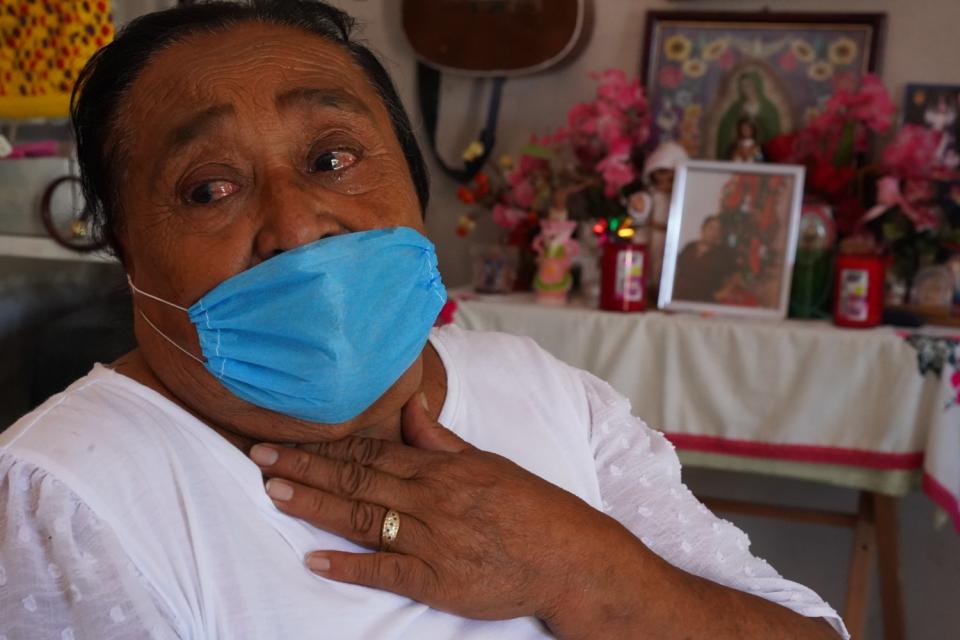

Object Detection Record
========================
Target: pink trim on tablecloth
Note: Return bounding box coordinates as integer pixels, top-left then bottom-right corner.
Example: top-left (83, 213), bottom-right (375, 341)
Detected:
top-left (663, 433), bottom-right (924, 470)
top-left (922, 473), bottom-right (960, 533)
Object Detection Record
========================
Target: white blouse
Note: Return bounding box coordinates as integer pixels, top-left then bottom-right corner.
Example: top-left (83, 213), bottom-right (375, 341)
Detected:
top-left (0, 326), bottom-right (848, 639)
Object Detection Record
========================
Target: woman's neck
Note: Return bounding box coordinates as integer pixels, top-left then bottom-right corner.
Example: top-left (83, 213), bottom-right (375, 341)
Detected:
top-left (109, 343), bottom-right (447, 451)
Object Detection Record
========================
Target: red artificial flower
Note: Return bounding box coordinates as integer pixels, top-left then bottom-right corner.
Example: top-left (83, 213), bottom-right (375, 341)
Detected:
top-left (456, 185), bottom-right (475, 204)
top-left (809, 162), bottom-right (856, 198)
top-left (435, 299), bottom-right (458, 326)
top-left (834, 194), bottom-right (866, 235)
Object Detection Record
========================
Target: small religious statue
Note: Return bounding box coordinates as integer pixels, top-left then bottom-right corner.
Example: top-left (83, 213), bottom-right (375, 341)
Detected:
top-left (620, 141), bottom-right (689, 293)
top-left (726, 117), bottom-right (765, 163)
top-left (532, 213), bottom-right (580, 305)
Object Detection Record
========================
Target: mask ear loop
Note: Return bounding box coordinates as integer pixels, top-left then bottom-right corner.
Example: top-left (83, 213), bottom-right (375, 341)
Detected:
top-left (127, 275), bottom-right (206, 365)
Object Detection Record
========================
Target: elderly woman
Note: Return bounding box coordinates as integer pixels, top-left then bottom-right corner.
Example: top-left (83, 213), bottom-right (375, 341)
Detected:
top-left (0, 2), bottom-right (847, 638)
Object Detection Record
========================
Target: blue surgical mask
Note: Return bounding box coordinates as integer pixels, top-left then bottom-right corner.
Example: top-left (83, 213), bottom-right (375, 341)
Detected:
top-left (128, 227), bottom-right (447, 424)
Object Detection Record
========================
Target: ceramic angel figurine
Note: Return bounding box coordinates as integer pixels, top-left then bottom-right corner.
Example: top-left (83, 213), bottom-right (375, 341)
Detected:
top-left (621, 141), bottom-right (689, 290)
top-left (532, 218), bottom-right (580, 305)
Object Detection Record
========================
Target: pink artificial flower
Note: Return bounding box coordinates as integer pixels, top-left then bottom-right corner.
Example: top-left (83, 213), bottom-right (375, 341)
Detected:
top-left (861, 175), bottom-right (903, 223)
top-left (903, 178), bottom-right (936, 203)
top-left (850, 75), bottom-right (895, 133)
top-left (882, 125), bottom-right (944, 178)
top-left (506, 167), bottom-right (526, 187)
top-left (605, 137), bottom-right (633, 158)
top-left (658, 65), bottom-right (683, 89)
top-left (535, 128), bottom-right (568, 147)
top-left (778, 50), bottom-right (797, 72)
top-left (596, 70), bottom-right (646, 112)
top-left (567, 101), bottom-right (597, 135)
top-left (593, 69), bottom-right (627, 99)
top-left (594, 100), bottom-right (628, 145)
top-left (876, 175), bottom-right (903, 207)
top-left (518, 154), bottom-right (548, 174)
top-left (596, 141), bottom-right (635, 197)
top-left (862, 175), bottom-right (941, 232)
top-left (907, 204), bottom-right (941, 232)
top-left (492, 203), bottom-right (527, 230)
top-left (633, 122), bottom-right (651, 146)
top-left (510, 178), bottom-right (537, 209)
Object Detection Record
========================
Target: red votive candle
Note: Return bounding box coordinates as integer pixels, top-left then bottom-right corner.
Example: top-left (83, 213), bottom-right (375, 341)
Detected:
top-left (599, 242), bottom-right (648, 312)
top-left (833, 253), bottom-right (885, 328)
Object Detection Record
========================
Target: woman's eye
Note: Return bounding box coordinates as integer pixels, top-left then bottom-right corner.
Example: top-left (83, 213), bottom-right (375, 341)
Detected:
top-left (311, 150), bottom-right (359, 173)
top-left (188, 180), bottom-right (239, 205)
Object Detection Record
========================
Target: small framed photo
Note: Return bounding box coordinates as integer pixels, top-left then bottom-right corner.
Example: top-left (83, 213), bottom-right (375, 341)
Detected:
top-left (658, 160), bottom-right (805, 319)
top-left (902, 83), bottom-right (960, 170)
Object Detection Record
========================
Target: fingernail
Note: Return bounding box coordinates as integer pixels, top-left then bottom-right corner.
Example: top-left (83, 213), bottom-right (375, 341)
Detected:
top-left (419, 391), bottom-right (429, 412)
top-left (250, 444), bottom-right (279, 466)
top-left (265, 478), bottom-right (293, 501)
top-left (306, 553), bottom-right (331, 572)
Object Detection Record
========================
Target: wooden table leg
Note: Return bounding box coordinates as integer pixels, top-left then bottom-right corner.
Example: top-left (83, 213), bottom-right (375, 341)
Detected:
top-left (700, 489), bottom-right (907, 639)
top-left (844, 492), bottom-right (875, 640)
top-left (873, 493), bottom-right (906, 640)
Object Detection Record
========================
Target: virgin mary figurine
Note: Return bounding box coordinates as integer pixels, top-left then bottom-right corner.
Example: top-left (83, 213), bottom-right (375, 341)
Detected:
top-left (716, 71), bottom-right (781, 159)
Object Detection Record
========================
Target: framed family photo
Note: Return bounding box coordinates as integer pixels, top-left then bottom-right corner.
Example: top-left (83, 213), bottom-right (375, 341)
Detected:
top-left (658, 161), bottom-right (805, 319)
top-left (642, 11), bottom-right (885, 160)
top-left (903, 83), bottom-right (960, 170)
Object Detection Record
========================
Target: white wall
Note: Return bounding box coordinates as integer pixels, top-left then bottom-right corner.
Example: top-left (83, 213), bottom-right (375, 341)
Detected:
top-left (331, 0), bottom-right (960, 286)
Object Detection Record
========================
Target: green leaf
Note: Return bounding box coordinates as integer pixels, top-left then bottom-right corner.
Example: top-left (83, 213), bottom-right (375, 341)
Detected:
top-left (833, 122), bottom-right (856, 168)
top-left (882, 221), bottom-right (906, 242)
top-left (518, 144), bottom-right (555, 160)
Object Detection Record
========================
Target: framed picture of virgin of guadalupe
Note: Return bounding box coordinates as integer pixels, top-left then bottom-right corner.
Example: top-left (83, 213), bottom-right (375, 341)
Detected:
top-left (641, 11), bottom-right (885, 160)
top-left (658, 161), bottom-right (805, 319)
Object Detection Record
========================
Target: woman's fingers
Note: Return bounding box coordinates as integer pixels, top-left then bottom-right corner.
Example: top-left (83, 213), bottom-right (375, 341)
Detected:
top-left (309, 436), bottom-right (426, 479)
top-left (401, 392), bottom-right (469, 453)
top-left (252, 444), bottom-right (411, 508)
top-left (265, 478), bottom-right (389, 548)
top-left (305, 550), bottom-right (437, 603)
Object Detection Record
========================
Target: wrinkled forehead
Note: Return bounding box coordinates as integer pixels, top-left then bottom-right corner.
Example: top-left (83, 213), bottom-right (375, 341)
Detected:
top-left (115, 21), bottom-right (384, 149)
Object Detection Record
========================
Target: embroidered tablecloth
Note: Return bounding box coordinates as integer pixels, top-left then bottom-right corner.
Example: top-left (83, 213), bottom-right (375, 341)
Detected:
top-left (452, 292), bottom-right (960, 532)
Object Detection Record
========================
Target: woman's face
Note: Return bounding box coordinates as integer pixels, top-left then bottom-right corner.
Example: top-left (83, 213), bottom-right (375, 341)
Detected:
top-left (115, 22), bottom-right (427, 443)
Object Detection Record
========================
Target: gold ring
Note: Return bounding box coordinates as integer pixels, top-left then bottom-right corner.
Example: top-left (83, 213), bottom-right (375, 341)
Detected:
top-left (380, 509), bottom-right (401, 550)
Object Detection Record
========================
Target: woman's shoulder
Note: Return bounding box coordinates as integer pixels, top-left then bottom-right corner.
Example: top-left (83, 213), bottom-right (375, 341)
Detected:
top-left (0, 364), bottom-right (205, 508)
top-left (431, 324), bottom-right (554, 365)
top-left (2, 364), bottom-right (181, 449)
top-left (430, 325), bottom-right (584, 394)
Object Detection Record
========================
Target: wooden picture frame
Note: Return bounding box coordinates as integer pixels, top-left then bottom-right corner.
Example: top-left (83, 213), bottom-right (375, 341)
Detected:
top-left (641, 11), bottom-right (886, 160)
top-left (658, 160), bottom-right (806, 319)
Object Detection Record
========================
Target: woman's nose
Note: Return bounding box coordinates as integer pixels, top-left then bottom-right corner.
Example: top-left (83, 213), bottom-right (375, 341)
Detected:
top-left (253, 175), bottom-right (346, 260)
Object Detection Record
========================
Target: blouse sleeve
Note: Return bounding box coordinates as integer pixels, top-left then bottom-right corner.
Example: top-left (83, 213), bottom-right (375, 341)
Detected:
top-left (0, 452), bottom-right (181, 640)
top-left (580, 371), bottom-right (849, 639)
